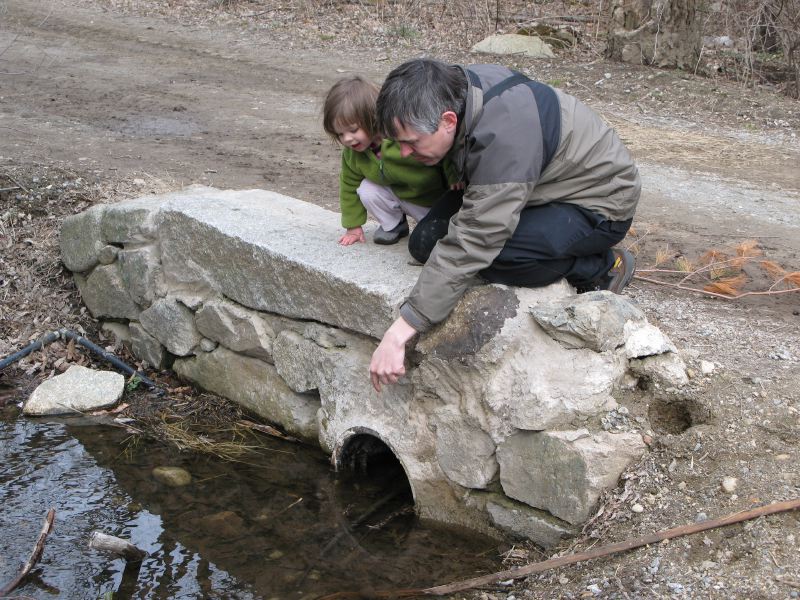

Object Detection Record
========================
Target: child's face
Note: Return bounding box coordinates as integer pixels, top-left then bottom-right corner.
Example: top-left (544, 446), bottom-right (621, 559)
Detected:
top-left (334, 122), bottom-right (375, 153)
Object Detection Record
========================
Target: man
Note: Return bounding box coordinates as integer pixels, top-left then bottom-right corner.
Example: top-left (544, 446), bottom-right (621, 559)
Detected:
top-left (369, 58), bottom-right (640, 392)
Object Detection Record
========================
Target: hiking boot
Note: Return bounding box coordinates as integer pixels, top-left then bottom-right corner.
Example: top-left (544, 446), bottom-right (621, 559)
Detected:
top-left (373, 217), bottom-right (409, 245)
top-left (602, 248), bottom-right (636, 294)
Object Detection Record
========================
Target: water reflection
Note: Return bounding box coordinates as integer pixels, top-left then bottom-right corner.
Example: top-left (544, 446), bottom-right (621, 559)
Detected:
top-left (0, 413), bottom-right (503, 598)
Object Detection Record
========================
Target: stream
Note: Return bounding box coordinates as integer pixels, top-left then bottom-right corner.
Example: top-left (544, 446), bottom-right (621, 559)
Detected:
top-left (0, 408), bottom-right (505, 599)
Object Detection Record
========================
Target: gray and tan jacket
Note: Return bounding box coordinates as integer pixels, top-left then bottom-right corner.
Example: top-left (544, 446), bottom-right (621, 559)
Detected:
top-left (399, 64), bottom-right (641, 332)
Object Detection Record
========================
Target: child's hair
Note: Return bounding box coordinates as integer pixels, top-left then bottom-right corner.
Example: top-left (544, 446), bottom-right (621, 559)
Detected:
top-left (322, 75), bottom-right (381, 143)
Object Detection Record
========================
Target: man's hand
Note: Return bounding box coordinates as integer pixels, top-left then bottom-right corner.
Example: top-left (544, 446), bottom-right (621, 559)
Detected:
top-left (339, 226), bottom-right (365, 246)
top-left (369, 317), bottom-right (418, 392)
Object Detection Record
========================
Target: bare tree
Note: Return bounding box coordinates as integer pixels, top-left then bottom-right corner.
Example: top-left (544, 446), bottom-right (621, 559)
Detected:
top-left (606, 0), bottom-right (702, 68)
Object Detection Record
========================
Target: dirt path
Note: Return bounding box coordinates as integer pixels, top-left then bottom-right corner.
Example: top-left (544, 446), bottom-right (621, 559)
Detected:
top-left (2, 0), bottom-right (800, 597)
top-left (3, 0), bottom-right (799, 238)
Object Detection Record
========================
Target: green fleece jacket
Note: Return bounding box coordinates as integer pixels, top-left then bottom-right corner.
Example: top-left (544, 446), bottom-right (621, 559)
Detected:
top-left (339, 139), bottom-right (458, 229)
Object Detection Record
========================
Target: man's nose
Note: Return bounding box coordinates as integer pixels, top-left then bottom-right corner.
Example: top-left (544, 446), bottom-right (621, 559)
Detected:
top-left (399, 143), bottom-right (414, 158)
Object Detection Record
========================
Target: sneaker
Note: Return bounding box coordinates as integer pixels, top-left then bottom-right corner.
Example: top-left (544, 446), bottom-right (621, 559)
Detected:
top-left (602, 248), bottom-right (636, 294)
top-left (373, 217), bottom-right (409, 245)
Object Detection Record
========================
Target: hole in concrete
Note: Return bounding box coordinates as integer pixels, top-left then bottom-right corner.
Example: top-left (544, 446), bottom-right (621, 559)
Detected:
top-left (335, 434), bottom-right (415, 546)
top-left (648, 398), bottom-right (706, 434)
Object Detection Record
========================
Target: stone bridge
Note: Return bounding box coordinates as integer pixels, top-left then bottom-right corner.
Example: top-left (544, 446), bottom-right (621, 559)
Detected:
top-left (60, 186), bottom-right (688, 547)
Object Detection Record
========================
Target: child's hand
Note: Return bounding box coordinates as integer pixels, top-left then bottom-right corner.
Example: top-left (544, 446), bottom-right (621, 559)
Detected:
top-left (339, 227), bottom-right (366, 246)
top-left (450, 181), bottom-right (465, 191)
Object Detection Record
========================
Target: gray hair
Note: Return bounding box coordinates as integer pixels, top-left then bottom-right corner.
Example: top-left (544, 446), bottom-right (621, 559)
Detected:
top-left (377, 58), bottom-right (467, 138)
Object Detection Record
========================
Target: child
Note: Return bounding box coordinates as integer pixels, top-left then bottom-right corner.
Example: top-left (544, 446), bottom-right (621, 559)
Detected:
top-left (323, 75), bottom-right (457, 246)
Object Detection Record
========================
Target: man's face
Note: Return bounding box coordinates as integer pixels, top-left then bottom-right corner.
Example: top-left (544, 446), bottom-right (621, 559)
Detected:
top-left (392, 112), bottom-right (457, 165)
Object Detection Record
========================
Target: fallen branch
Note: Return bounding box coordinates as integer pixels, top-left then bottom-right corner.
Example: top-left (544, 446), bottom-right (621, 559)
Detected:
top-left (0, 508), bottom-right (56, 597)
top-left (315, 498), bottom-right (800, 599)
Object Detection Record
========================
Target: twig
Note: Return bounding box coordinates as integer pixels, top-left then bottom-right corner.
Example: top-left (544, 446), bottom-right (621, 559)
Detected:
top-left (634, 274), bottom-right (800, 300)
top-left (315, 498), bottom-right (800, 599)
top-left (0, 173), bottom-right (30, 194)
top-left (0, 508), bottom-right (56, 596)
top-left (237, 419), bottom-right (298, 442)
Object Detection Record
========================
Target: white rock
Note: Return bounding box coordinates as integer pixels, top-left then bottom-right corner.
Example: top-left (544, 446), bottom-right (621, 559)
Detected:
top-left (700, 360), bottom-right (716, 375)
top-left (24, 365), bottom-right (124, 415)
top-left (721, 476), bottom-right (738, 493)
top-left (631, 503), bottom-right (644, 513)
top-left (471, 34), bottom-right (555, 59)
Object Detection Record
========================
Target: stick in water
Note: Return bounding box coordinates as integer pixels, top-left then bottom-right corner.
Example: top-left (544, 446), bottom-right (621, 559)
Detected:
top-left (89, 532), bottom-right (147, 562)
top-left (0, 508), bottom-right (56, 597)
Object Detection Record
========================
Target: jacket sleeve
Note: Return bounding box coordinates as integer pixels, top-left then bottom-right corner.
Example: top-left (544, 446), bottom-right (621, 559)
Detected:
top-left (339, 151), bottom-right (368, 229)
top-left (400, 180), bottom-right (534, 331)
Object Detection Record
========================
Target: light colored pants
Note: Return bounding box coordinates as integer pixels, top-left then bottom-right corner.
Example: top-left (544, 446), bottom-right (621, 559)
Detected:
top-left (357, 179), bottom-right (431, 230)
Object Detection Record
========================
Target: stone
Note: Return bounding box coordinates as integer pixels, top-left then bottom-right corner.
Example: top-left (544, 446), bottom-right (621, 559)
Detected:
top-left (24, 365), bottom-right (125, 415)
top-left (432, 411), bottom-right (498, 489)
top-left (700, 360), bottom-right (716, 375)
top-left (471, 34), bottom-right (555, 59)
top-left (195, 298), bottom-right (286, 361)
top-left (118, 246), bottom-right (165, 307)
top-left (155, 187), bottom-right (420, 338)
top-left (129, 322), bottom-right (167, 369)
top-left (629, 352), bottom-right (689, 387)
top-left (631, 503), bottom-right (644, 513)
top-left (101, 321), bottom-right (131, 347)
top-left (173, 346), bottom-right (320, 442)
top-left (721, 476), bottom-right (738, 493)
top-left (152, 466), bottom-right (192, 487)
top-left (530, 291), bottom-right (646, 352)
top-left (201, 510), bottom-right (245, 538)
top-left (139, 296), bottom-right (201, 356)
top-left (624, 321), bottom-right (677, 357)
top-left (497, 429), bottom-right (646, 525)
top-left (60, 204), bottom-right (105, 272)
top-left (484, 494), bottom-right (575, 548)
top-left (77, 264), bottom-right (140, 320)
top-left (416, 286), bottom-right (620, 434)
top-left (97, 244), bottom-right (120, 265)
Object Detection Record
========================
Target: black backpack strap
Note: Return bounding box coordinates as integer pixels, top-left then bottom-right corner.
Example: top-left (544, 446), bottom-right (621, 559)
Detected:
top-left (482, 71), bottom-right (530, 104)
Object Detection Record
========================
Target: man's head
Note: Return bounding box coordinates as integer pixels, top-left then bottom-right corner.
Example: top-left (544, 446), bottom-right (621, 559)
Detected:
top-left (377, 59), bottom-right (467, 165)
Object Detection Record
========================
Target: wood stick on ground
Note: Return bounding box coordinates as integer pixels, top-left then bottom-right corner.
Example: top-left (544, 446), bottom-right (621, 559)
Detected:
top-left (0, 508), bottom-right (56, 597)
top-left (89, 532), bottom-right (147, 562)
top-left (315, 497), bottom-right (800, 599)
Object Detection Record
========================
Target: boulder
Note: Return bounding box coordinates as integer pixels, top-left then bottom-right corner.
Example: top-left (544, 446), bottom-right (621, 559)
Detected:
top-left (24, 365), bottom-right (125, 416)
top-left (471, 34), bottom-right (555, 58)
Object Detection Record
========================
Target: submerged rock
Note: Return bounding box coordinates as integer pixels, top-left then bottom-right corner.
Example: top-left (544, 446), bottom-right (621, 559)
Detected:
top-left (152, 466), bottom-right (192, 487)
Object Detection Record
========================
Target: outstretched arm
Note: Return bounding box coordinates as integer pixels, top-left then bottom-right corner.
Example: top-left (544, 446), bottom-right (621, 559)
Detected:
top-left (369, 316), bottom-right (417, 392)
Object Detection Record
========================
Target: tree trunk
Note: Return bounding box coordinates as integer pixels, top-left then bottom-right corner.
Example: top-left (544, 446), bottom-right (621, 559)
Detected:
top-left (607, 0), bottom-right (701, 69)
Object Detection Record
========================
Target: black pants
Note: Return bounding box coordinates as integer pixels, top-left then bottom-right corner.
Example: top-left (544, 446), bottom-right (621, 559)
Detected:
top-left (408, 190), bottom-right (632, 288)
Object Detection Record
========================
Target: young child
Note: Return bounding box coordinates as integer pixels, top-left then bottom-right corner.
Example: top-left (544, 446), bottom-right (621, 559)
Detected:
top-left (323, 75), bottom-right (457, 246)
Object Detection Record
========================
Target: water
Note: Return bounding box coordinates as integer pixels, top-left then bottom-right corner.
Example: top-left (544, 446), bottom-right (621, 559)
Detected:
top-left (0, 409), bottom-right (504, 598)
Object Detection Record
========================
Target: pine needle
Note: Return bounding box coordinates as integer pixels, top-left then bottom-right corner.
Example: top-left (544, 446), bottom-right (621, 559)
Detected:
top-left (675, 256), bottom-right (693, 272)
top-left (784, 272), bottom-right (800, 287)
top-left (702, 282), bottom-right (740, 296)
top-left (735, 239), bottom-right (762, 257)
top-left (654, 246), bottom-right (671, 267)
top-left (761, 260), bottom-right (787, 279)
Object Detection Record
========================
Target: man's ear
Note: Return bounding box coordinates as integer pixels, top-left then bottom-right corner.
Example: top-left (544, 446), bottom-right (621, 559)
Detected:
top-left (441, 111), bottom-right (458, 133)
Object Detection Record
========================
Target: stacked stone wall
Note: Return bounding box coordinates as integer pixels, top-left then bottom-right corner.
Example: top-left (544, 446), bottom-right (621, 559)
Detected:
top-left (60, 186), bottom-right (689, 546)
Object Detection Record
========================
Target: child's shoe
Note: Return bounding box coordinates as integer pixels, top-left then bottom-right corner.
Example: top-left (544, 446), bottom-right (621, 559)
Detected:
top-left (373, 217), bottom-right (409, 245)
